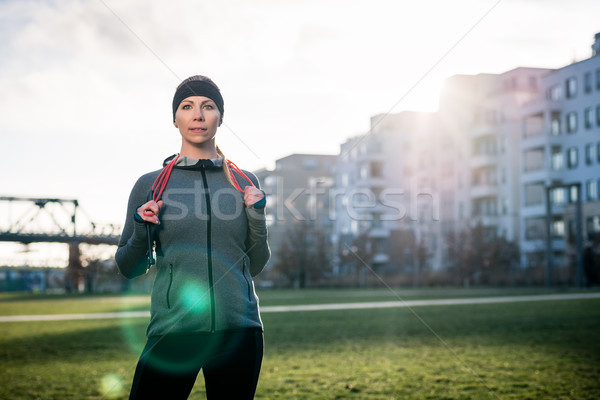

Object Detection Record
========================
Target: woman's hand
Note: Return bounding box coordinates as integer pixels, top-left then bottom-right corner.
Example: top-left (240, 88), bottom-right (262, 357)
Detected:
top-left (137, 200), bottom-right (164, 224)
top-left (243, 186), bottom-right (264, 207)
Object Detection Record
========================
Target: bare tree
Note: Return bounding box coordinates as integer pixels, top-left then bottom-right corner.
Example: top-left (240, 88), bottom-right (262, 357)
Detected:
top-left (273, 221), bottom-right (332, 288)
top-left (444, 222), bottom-right (520, 286)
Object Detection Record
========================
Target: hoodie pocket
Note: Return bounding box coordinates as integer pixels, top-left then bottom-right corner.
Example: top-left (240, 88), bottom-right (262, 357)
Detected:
top-left (242, 258), bottom-right (252, 302)
top-left (166, 264), bottom-right (173, 309)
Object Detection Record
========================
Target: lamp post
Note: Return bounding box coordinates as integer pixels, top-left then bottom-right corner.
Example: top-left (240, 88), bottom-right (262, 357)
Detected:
top-left (545, 183), bottom-right (583, 288)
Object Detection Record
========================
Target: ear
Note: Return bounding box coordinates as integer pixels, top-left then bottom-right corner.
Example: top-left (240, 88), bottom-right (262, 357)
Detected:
top-left (173, 121), bottom-right (178, 128)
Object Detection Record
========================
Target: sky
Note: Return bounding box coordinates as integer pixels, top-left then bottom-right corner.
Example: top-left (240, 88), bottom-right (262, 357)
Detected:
top-left (1, 0), bottom-right (599, 265)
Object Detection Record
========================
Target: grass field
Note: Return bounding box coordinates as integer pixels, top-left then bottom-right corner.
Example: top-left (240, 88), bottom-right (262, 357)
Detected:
top-left (1, 288), bottom-right (599, 399)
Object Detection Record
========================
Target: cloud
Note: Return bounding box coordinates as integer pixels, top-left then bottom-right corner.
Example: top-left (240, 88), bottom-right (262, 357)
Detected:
top-left (1, 0), bottom-right (600, 228)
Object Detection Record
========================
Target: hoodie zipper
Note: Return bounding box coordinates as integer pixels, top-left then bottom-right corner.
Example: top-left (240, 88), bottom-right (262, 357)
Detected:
top-left (200, 166), bottom-right (216, 332)
top-left (166, 264), bottom-right (173, 309)
top-left (242, 260), bottom-right (252, 302)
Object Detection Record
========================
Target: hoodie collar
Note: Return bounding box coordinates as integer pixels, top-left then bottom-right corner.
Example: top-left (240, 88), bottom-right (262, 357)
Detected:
top-left (162, 154), bottom-right (223, 170)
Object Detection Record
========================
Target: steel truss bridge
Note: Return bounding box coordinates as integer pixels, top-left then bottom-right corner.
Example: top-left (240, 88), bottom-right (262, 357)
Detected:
top-left (0, 196), bottom-right (121, 290)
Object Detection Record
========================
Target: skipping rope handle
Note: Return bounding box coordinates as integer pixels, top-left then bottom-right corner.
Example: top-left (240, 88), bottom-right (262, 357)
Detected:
top-left (146, 224), bottom-right (155, 266)
top-left (143, 154), bottom-right (181, 266)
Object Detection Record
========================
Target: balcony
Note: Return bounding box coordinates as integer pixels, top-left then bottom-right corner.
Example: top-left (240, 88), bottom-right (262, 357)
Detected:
top-left (470, 153), bottom-right (498, 169)
top-left (521, 134), bottom-right (547, 149)
top-left (470, 184), bottom-right (498, 199)
top-left (470, 124), bottom-right (496, 139)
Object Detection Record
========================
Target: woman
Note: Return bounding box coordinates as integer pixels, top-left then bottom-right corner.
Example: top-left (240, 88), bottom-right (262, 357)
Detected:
top-left (115, 75), bottom-right (270, 400)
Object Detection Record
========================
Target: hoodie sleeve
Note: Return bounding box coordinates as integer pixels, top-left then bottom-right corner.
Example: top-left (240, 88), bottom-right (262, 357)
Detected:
top-left (115, 174), bottom-right (154, 279)
top-left (243, 171), bottom-right (271, 276)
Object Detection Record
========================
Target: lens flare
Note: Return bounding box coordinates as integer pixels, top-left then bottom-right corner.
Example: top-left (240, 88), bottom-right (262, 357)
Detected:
top-left (117, 246), bottom-right (237, 374)
top-left (180, 282), bottom-right (210, 313)
top-left (100, 374), bottom-right (124, 398)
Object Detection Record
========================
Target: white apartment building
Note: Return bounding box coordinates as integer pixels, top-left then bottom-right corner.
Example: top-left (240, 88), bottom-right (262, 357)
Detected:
top-left (447, 68), bottom-right (551, 238)
top-left (333, 111), bottom-right (439, 274)
top-left (333, 67), bottom-right (550, 274)
top-left (520, 35), bottom-right (600, 276)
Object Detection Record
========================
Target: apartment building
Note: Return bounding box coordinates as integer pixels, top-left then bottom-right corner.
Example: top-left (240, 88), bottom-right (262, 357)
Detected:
top-left (520, 35), bottom-right (600, 274)
top-left (254, 154), bottom-right (337, 285)
top-left (333, 111), bottom-right (439, 274)
top-left (332, 67), bottom-right (550, 273)
top-left (445, 68), bottom-right (551, 240)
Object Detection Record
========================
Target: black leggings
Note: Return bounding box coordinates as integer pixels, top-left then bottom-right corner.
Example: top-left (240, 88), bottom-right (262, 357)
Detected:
top-left (129, 329), bottom-right (263, 400)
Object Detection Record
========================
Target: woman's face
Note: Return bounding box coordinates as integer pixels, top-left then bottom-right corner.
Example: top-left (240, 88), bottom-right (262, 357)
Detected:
top-left (174, 96), bottom-right (222, 148)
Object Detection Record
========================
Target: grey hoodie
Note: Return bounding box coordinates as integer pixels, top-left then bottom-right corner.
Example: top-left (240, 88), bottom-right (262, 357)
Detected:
top-left (115, 155), bottom-right (270, 337)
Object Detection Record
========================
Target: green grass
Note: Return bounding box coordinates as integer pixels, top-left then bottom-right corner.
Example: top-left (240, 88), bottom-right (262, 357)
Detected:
top-left (0, 290), bottom-right (599, 399)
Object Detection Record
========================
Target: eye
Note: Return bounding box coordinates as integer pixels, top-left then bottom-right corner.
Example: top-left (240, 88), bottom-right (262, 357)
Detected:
top-left (203, 104), bottom-right (214, 110)
top-left (182, 104), bottom-right (193, 110)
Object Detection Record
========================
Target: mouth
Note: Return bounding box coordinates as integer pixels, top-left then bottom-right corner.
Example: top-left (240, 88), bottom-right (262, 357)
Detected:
top-left (189, 127), bottom-right (207, 132)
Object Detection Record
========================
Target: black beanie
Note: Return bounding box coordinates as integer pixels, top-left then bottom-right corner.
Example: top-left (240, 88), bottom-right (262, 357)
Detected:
top-left (172, 80), bottom-right (224, 122)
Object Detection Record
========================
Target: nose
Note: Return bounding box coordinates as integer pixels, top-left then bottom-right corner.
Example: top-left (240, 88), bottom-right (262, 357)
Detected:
top-left (193, 107), bottom-right (204, 121)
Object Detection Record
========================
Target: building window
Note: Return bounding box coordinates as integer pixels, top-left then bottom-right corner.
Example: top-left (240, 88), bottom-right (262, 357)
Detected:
top-left (473, 136), bottom-right (497, 156)
top-left (588, 216), bottom-right (600, 241)
top-left (597, 69), bottom-right (600, 91)
top-left (471, 170), bottom-right (480, 186)
top-left (525, 218), bottom-right (545, 240)
top-left (351, 220), bottom-right (358, 234)
top-left (501, 197), bottom-right (508, 215)
top-left (586, 143), bottom-right (595, 165)
top-left (552, 218), bottom-right (565, 237)
top-left (566, 111), bottom-right (578, 133)
top-left (569, 184), bottom-right (579, 203)
top-left (567, 147), bottom-right (578, 169)
top-left (341, 173), bottom-right (349, 187)
top-left (473, 198), bottom-right (497, 217)
top-left (370, 161), bottom-right (384, 178)
top-left (524, 114), bottom-right (543, 138)
top-left (584, 72), bottom-right (592, 94)
top-left (359, 165), bottom-right (368, 179)
top-left (587, 180), bottom-right (598, 201)
top-left (566, 77), bottom-right (577, 99)
top-left (550, 112), bottom-right (561, 135)
top-left (597, 142), bottom-right (600, 163)
top-left (550, 187), bottom-right (566, 205)
top-left (597, 105), bottom-right (600, 126)
top-left (585, 107), bottom-right (594, 129)
top-left (524, 148), bottom-right (545, 172)
top-left (524, 182), bottom-right (545, 206)
top-left (548, 84), bottom-right (562, 101)
top-left (551, 146), bottom-right (564, 170)
top-left (487, 167), bottom-right (497, 185)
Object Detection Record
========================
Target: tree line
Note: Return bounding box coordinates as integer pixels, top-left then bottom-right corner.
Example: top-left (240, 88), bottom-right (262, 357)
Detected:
top-left (269, 221), bottom-right (594, 288)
